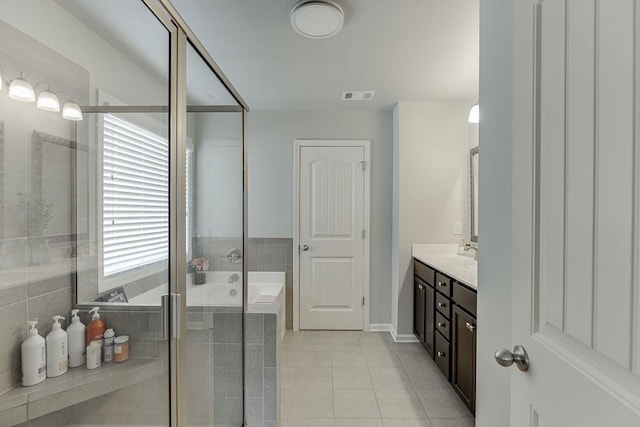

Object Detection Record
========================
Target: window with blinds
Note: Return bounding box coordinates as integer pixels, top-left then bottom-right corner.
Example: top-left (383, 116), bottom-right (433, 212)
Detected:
top-left (103, 114), bottom-right (169, 276)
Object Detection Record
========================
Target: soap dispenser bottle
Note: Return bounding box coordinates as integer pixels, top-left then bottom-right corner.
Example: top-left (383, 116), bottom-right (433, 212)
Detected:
top-left (86, 307), bottom-right (106, 347)
top-left (67, 309), bottom-right (86, 368)
top-left (46, 316), bottom-right (68, 377)
top-left (21, 320), bottom-right (46, 386)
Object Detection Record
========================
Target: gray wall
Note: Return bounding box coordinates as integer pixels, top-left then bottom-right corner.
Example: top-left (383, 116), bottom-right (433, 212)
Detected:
top-left (476, 0), bottom-right (513, 424)
top-left (247, 110), bottom-right (394, 325)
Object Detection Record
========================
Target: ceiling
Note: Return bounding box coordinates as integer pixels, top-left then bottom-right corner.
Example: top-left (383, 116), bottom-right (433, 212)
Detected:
top-left (57, 0), bottom-right (478, 112)
top-left (170, 0), bottom-right (479, 111)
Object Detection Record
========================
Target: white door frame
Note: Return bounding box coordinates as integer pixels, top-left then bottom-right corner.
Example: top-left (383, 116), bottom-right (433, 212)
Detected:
top-left (293, 139), bottom-right (371, 331)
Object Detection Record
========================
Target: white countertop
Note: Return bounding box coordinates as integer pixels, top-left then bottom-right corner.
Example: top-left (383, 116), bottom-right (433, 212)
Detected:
top-left (412, 244), bottom-right (478, 290)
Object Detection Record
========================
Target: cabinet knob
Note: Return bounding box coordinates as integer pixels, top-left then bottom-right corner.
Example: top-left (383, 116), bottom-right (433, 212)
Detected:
top-left (465, 322), bottom-right (476, 332)
top-left (438, 322), bottom-right (446, 328)
top-left (418, 284), bottom-right (424, 290)
top-left (437, 302), bottom-right (446, 308)
top-left (437, 351), bottom-right (446, 358)
top-left (438, 281), bottom-right (446, 287)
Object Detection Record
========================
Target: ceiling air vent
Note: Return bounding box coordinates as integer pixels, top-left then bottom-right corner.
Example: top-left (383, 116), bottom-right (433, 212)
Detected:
top-left (341, 91), bottom-right (376, 101)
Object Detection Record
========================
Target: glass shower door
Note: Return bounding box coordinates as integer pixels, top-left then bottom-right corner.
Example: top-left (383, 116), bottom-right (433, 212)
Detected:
top-left (184, 42), bottom-right (245, 426)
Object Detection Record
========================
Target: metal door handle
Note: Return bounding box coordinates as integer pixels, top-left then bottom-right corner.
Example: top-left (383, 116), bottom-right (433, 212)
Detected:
top-left (465, 322), bottom-right (476, 332)
top-left (301, 244), bottom-right (309, 251)
top-left (161, 294), bottom-right (169, 340)
top-left (495, 345), bottom-right (530, 372)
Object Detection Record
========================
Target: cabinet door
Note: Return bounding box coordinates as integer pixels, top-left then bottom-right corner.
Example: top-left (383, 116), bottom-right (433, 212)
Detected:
top-left (413, 277), bottom-right (426, 343)
top-left (452, 305), bottom-right (476, 414)
top-left (424, 284), bottom-right (435, 357)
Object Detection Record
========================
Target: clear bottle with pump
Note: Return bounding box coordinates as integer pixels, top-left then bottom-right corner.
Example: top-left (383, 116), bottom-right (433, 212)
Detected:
top-left (46, 316), bottom-right (68, 377)
top-left (67, 309), bottom-right (86, 368)
top-left (86, 307), bottom-right (106, 347)
top-left (21, 320), bottom-right (46, 386)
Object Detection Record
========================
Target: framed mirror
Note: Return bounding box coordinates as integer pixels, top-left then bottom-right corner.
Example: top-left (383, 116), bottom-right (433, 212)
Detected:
top-left (470, 146), bottom-right (479, 243)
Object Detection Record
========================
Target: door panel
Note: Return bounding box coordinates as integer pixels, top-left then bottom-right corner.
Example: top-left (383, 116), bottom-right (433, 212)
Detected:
top-left (512, 0), bottom-right (640, 424)
top-left (299, 145), bottom-right (365, 330)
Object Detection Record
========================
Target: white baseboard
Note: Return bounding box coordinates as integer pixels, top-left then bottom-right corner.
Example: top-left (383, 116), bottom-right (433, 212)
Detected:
top-left (368, 323), bottom-right (419, 343)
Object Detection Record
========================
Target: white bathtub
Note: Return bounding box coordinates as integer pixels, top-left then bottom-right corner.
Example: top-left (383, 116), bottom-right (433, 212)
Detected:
top-left (128, 271), bottom-right (285, 313)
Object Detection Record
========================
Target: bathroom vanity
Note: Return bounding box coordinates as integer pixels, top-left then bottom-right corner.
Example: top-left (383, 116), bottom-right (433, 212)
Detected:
top-left (412, 244), bottom-right (477, 414)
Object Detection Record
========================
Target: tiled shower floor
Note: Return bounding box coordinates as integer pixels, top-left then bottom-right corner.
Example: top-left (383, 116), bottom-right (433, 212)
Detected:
top-left (279, 331), bottom-right (474, 427)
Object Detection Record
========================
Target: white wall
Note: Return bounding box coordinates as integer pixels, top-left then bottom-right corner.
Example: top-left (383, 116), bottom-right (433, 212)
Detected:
top-left (247, 110), bottom-right (393, 324)
top-left (476, 0), bottom-right (513, 424)
top-left (392, 101), bottom-right (469, 335)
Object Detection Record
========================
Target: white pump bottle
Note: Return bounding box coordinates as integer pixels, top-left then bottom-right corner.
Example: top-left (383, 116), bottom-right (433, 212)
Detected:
top-left (67, 309), bottom-right (86, 368)
top-left (21, 320), bottom-right (46, 386)
top-left (46, 315), bottom-right (68, 377)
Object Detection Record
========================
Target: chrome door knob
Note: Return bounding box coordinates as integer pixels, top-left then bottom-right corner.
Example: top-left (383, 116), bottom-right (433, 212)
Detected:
top-left (494, 345), bottom-right (530, 372)
top-left (301, 244), bottom-right (309, 251)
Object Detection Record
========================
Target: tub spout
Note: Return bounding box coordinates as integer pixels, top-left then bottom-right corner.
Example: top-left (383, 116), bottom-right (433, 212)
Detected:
top-left (228, 273), bottom-right (240, 284)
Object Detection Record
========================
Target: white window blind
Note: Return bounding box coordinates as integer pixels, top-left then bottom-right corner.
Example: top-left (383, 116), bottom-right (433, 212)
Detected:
top-left (103, 114), bottom-right (169, 276)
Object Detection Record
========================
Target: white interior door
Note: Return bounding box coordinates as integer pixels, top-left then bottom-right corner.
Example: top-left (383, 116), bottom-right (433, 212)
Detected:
top-left (298, 144), bottom-right (367, 330)
top-left (510, 0), bottom-right (640, 425)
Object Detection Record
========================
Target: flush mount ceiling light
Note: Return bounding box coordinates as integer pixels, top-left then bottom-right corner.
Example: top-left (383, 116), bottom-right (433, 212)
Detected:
top-left (468, 104), bottom-right (479, 124)
top-left (290, 0), bottom-right (344, 39)
top-left (9, 72), bottom-right (36, 102)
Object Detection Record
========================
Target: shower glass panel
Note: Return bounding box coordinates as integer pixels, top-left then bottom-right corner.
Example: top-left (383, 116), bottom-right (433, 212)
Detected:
top-left (185, 41), bottom-right (244, 426)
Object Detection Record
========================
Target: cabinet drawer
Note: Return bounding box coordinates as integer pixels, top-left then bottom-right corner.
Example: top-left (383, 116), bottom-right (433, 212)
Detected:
top-left (414, 261), bottom-right (435, 287)
top-left (435, 331), bottom-right (450, 380)
top-left (435, 272), bottom-right (452, 296)
top-left (453, 282), bottom-right (477, 317)
top-left (435, 292), bottom-right (451, 319)
top-left (435, 311), bottom-right (450, 339)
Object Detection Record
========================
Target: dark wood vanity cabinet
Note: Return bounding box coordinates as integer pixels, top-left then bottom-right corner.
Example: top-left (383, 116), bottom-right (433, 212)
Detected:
top-left (414, 262), bottom-right (435, 357)
top-left (414, 259), bottom-right (477, 415)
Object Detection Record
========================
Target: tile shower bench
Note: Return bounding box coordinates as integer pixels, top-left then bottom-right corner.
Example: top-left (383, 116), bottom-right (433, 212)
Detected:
top-left (0, 358), bottom-right (162, 425)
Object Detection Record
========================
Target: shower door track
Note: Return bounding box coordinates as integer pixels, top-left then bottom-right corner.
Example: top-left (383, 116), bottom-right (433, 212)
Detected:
top-left (80, 105), bottom-right (244, 113)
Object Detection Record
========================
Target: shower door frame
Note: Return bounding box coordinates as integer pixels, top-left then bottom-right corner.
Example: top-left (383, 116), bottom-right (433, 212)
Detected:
top-left (78, 1), bottom-right (250, 425)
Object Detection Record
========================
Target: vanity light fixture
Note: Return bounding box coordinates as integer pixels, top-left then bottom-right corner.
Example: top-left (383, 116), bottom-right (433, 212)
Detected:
top-left (8, 72), bottom-right (36, 102)
top-left (62, 101), bottom-right (83, 122)
top-left (36, 89), bottom-right (61, 112)
top-left (62, 101), bottom-right (83, 121)
top-left (290, 0), bottom-right (344, 39)
top-left (468, 104), bottom-right (479, 124)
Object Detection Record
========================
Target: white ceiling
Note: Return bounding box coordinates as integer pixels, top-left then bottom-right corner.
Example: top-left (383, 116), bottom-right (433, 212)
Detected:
top-left (170, 0), bottom-right (479, 111)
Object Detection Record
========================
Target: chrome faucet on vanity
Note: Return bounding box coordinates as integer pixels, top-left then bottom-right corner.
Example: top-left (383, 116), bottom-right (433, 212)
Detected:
top-left (464, 244), bottom-right (478, 261)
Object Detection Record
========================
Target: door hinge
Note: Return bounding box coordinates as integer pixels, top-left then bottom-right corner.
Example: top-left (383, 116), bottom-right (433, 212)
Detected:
top-left (361, 229), bottom-right (366, 239)
top-left (362, 296), bottom-right (365, 306)
top-left (360, 160), bottom-right (366, 171)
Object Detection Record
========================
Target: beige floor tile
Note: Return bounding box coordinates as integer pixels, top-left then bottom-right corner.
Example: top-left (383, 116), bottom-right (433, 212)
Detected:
top-left (365, 351), bottom-right (402, 367)
top-left (282, 367), bottom-right (296, 388)
top-left (429, 419), bottom-right (475, 427)
top-left (397, 350), bottom-right (434, 368)
top-left (375, 389), bottom-right (427, 419)
top-left (383, 419), bottom-right (433, 427)
top-left (369, 367), bottom-right (412, 389)
top-left (332, 367), bottom-right (372, 389)
top-left (282, 350), bottom-right (300, 367)
top-left (297, 351), bottom-right (332, 367)
top-left (301, 336), bottom-right (333, 352)
top-left (288, 389), bottom-right (334, 418)
top-left (294, 367), bottom-right (333, 389)
top-left (331, 330), bottom-right (362, 338)
top-left (286, 418), bottom-right (334, 427)
top-left (331, 335), bottom-right (363, 351)
top-left (332, 351), bottom-right (367, 367)
top-left (333, 389), bottom-right (381, 418)
top-left (281, 387), bottom-right (293, 418)
top-left (390, 342), bottom-right (426, 353)
top-left (405, 367), bottom-right (450, 391)
top-left (334, 418), bottom-right (383, 427)
top-left (416, 389), bottom-right (473, 419)
top-left (283, 334), bottom-right (303, 351)
top-left (361, 340), bottom-right (395, 352)
top-left (304, 330), bottom-right (332, 337)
